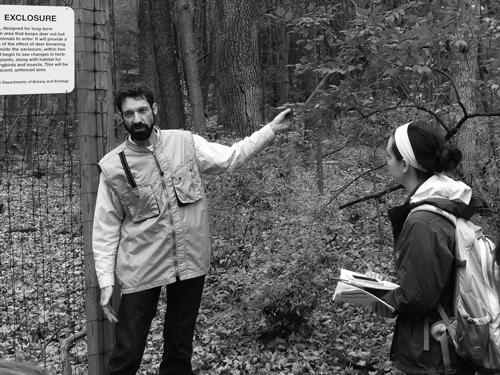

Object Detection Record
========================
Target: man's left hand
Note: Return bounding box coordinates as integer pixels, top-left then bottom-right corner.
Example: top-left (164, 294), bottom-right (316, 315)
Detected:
top-left (269, 108), bottom-right (293, 133)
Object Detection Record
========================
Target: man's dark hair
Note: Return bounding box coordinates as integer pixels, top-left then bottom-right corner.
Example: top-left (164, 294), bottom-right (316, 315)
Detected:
top-left (114, 83), bottom-right (155, 112)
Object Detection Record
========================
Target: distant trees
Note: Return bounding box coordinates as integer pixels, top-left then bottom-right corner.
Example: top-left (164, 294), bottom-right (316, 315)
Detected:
top-left (113, 0), bottom-right (500, 179)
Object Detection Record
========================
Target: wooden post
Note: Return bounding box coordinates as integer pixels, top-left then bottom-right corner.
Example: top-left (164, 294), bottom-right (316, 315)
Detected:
top-left (74, 1), bottom-right (117, 374)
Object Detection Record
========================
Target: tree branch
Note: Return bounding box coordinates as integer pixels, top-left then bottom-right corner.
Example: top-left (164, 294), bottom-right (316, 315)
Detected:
top-left (60, 329), bottom-right (87, 375)
top-left (318, 163), bottom-right (387, 214)
top-left (430, 67), bottom-right (468, 116)
top-left (338, 183), bottom-right (403, 209)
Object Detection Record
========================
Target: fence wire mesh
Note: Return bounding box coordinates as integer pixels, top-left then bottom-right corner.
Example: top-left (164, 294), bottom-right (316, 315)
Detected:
top-left (0, 92), bottom-right (87, 374)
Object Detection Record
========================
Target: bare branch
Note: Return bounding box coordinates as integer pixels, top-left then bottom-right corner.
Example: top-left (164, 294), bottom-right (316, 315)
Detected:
top-left (430, 67), bottom-right (468, 116)
top-left (360, 102), bottom-right (450, 134)
top-left (317, 163), bottom-right (386, 214)
top-left (338, 183), bottom-right (403, 210)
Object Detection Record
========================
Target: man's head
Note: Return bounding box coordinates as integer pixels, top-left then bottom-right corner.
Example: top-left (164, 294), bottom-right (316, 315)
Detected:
top-left (115, 83), bottom-right (158, 143)
top-left (115, 83), bottom-right (155, 113)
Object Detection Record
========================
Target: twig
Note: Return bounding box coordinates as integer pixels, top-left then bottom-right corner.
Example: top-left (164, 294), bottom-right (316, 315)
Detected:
top-left (3, 95), bottom-right (34, 143)
top-left (318, 164), bottom-right (387, 214)
top-left (60, 329), bottom-right (87, 375)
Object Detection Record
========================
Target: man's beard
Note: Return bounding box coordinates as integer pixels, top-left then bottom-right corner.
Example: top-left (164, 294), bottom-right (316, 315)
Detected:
top-left (127, 117), bottom-right (155, 142)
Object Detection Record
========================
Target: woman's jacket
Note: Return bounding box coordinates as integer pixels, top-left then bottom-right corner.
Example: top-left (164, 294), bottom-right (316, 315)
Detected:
top-left (383, 175), bottom-right (477, 374)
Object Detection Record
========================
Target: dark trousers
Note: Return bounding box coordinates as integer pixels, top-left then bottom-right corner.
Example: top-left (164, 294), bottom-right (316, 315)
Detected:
top-left (107, 275), bottom-right (205, 375)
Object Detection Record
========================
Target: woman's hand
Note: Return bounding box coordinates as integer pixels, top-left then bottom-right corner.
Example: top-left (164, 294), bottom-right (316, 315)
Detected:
top-left (365, 270), bottom-right (387, 281)
top-left (371, 301), bottom-right (397, 319)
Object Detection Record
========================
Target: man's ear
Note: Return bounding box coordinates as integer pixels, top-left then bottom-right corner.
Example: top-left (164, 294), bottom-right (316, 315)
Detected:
top-left (152, 103), bottom-right (158, 116)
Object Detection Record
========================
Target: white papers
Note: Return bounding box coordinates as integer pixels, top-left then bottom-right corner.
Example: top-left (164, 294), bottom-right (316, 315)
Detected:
top-left (333, 269), bottom-right (399, 312)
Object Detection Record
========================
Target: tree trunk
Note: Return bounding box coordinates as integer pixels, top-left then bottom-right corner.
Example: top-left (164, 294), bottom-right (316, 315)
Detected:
top-left (277, 22), bottom-right (291, 105)
top-left (138, 0), bottom-right (186, 129)
top-left (451, 0), bottom-right (483, 184)
top-left (214, 0), bottom-right (263, 136)
top-left (195, 0), bottom-right (215, 109)
top-left (302, 26), bottom-right (323, 194)
top-left (150, 0), bottom-right (186, 129)
top-left (138, 0), bottom-right (161, 122)
top-left (175, 0), bottom-right (206, 133)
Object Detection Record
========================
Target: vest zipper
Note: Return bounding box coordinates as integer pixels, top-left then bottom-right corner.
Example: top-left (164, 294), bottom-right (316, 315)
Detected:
top-left (151, 150), bottom-right (180, 277)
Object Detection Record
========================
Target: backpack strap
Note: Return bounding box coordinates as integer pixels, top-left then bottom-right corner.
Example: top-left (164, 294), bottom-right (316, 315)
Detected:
top-left (438, 330), bottom-right (454, 374)
top-left (409, 205), bottom-right (458, 372)
top-left (437, 303), bottom-right (456, 339)
top-left (410, 204), bottom-right (457, 226)
top-left (436, 303), bottom-right (458, 374)
top-left (423, 316), bottom-right (430, 351)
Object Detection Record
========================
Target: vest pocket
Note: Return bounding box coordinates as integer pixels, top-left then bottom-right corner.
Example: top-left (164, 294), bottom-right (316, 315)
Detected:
top-left (122, 185), bottom-right (160, 222)
top-left (171, 162), bottom-right (202, 205)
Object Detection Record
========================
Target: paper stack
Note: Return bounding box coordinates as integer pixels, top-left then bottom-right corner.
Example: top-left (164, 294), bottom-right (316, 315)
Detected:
top-left (333, 268), bottom-right (399, 312)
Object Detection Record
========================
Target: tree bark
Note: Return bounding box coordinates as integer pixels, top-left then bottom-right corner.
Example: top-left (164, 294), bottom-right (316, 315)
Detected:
top-left (277, 22), bottom-right (291, 105)
top-left (138, 0), bottom-right (186, 129)
top-left (175, 0), bottom-right (206, 133)
top-left (195, 0), bottom-right (215, 109)
top-left (451, 0), bottom-right (484, 184)
top-left (214, 0), bottom-right (263, 136)
top-left (138, 0), bottom-right (158, 100)
top-left (150, 0), bottom-right (186, 129)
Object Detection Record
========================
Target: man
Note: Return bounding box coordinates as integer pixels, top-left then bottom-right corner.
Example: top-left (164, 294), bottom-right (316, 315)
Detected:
top-left (92, 83), bottom-right (292, 375)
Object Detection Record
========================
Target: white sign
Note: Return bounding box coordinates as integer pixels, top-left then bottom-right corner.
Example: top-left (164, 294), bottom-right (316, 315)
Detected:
top-left (0, 5), bottom-right (74, 95)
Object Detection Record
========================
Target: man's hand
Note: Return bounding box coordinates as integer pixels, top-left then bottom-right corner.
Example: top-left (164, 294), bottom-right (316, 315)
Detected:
top-left (269, 108), bottom-right (293, 133)
top-left (100, 286), bottom-right (118, 323)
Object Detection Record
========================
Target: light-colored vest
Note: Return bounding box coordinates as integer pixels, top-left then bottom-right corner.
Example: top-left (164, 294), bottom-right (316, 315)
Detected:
top-left (98, 129), bottom-right (210, 293)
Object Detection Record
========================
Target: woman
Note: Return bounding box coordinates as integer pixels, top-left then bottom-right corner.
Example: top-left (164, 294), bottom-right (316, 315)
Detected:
top-left (372, 121), bottom-right (477, 374)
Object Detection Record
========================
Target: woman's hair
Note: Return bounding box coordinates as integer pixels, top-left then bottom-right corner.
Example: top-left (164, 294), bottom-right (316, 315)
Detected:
top-left (114, 83), bottom-right (155, 113)
top-left (494, 239), bottom-right (500, 268)
top-left (392, 121), bottom-right (462, 178)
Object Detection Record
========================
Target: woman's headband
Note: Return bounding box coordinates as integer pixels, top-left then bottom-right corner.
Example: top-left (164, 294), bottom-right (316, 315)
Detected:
top-left (394, 123), bottom-right (428, 172)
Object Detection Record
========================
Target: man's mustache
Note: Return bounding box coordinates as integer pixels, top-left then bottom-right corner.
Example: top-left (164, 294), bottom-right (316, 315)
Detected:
top-left (130, 122), bottom-right (149, 130)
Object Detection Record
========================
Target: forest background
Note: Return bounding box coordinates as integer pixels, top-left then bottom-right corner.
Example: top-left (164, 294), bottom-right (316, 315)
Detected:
top-left (2, 0), bottom-right (500, 374)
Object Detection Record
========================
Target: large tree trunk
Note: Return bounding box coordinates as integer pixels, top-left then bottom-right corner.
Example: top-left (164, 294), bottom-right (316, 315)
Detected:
top-left (138, 0), bottom-right (186, 129)
top-left (214, 0), bottom-right (263, 136)
top-left (451, 0), bottom-right (484, 184)
top-left (175, 0), bottom-right (206, 133)
top-left (151, 0), bottom-right (186, 129)
top-left (195, 0), bottom-right (215, 109)
top-left (138, 1), bottom-right (157, 100)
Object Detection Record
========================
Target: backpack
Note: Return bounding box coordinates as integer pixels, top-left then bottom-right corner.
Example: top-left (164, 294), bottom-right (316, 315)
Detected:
top-left (410, 204), bottom-right (500, 375)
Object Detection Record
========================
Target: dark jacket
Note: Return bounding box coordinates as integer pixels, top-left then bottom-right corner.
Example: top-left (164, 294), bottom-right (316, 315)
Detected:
top-left (383, 193), bottom-right (478, 374)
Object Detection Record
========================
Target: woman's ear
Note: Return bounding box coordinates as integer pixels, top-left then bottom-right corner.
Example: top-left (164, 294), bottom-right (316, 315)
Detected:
top-left (402, 160), bottom-right (410, 173)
